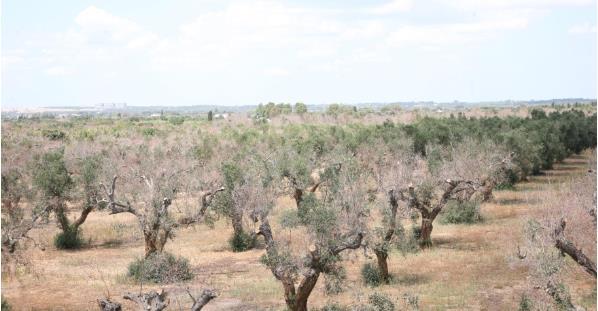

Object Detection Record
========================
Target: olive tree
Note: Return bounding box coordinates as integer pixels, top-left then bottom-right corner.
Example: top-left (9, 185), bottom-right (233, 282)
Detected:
top-left (99, 142), bottom-right (221, 257)
top-left (31, 149), bottom-right (103, 249)
top-left (367, 149), bottom-right (418, 283)
top-left (275, 144), bottom-right (341, 210)
top-left (388, 141), bottom-right (506, 248)
top-left (1, 167), bottom-right (50, 260)
top-left (211, 150), bottom-right (276, 252)
top-left (438, 140), bottom-right (513, 203)
top-left (257, 155), bottom-right (368, 311)
top-left (517, 153), bottom-right (596, 309)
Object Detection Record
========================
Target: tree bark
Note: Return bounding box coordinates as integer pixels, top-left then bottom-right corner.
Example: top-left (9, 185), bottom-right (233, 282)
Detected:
top-left (419, 217), bottom-right (434, 248)
top-left (374, 249), bottom-right (390, 283)
top-left (97, 298), bottom-right (122, 311)
top-left (144, 231), bottom-right (159, 258)
top-left (293, 188), bottom-right (303, 209)
top-left (189, 288), bottom-right (217, 311)
top-left (292, 269), bottom-right (320, 311)
top-left (72, 204), bottom-right (94, 231)
top-left (553, 219), bottom-right (597, 278)
top-left (123, 290), bottom-right (169, 311)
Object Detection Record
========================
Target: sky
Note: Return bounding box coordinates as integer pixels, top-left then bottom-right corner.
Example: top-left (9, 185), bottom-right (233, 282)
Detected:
top-left (1, 0), bottom-right (596, 108)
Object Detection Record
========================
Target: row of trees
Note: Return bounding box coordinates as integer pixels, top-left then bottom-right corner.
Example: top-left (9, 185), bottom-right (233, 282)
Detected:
top-left (2, 108), bottom-right (595, 310)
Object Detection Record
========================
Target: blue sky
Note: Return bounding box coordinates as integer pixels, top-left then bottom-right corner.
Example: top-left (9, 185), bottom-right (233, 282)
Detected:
top-left (1, 0), bottom-right (596, 108)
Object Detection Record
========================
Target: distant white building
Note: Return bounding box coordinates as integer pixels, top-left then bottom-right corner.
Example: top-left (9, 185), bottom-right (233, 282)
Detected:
top-left (95, 102), bottom-right (127, 109)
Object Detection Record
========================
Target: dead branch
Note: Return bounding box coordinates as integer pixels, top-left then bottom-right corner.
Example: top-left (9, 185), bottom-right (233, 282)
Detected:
top-left (123, 289), bottom-right (169, 311)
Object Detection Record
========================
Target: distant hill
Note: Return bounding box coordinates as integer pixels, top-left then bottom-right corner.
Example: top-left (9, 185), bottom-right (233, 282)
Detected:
top-left (2, 98), bottom-right (595, 119)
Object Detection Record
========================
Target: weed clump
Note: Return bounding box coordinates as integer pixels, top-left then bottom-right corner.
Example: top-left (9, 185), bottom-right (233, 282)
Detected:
top-left (53, 227), bottom-right (83, 249)
top-left (361, 262), bottom-right (383, 287)
top-left (127, 252), bottom-right (193, 283)
top-left (229, 230), bottom-right (256, 252)
top-left (439, 201), bottom-right (482, 224)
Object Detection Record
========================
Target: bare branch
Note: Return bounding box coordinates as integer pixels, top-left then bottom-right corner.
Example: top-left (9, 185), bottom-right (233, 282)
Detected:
top-left (553, 218), bottom-right (597, 278)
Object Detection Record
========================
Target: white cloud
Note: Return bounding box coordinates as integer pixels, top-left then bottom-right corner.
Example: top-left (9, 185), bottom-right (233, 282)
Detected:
top-left (264, 67), bottom-right (289, 76)
top-left (387, 17), bottom-right (528, 46)
top-left (569, 23), bottom-right (597, 34)
top-left (74, 6), bottom-right (157, 48)
top-left (367, 0), bottom-right (413, 14)
top-left (45, 66), bottom-right (73, 76)
top-left (2, 50), bottom-right (26, 66)
top-left (444, 0), bottom-right (593, 9)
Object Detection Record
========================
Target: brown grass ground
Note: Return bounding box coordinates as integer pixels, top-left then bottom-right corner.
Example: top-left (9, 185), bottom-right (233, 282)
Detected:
top-left (2, 153), bottom-right (596, 310)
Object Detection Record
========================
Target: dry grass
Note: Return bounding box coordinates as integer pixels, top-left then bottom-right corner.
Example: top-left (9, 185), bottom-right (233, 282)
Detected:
top-left (2, 153), bottom-right (596, 310)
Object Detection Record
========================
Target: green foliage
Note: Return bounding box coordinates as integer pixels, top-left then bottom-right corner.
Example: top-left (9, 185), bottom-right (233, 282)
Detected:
top-left (279, 209), bottom-right (301, 229)
top-left (297, 193), bottom-right (338, 238)
top-left (229, 230), bottom-right (256, 252)
top-left (207, 110), bottom-right (213, 121)
top-left (439, 201), bottom-right (482, 224)
top-left (368, 293), bottom-right (395, 311)
top-left (326, 103), bottom-right (355, 116)
top-left (518, 294), bottom-right (533, 311)
top-left (495, 168), bottom-right (518, 190)
top-left (361, 262), bottom-right (383, 287)
top-left (127, 252), bottom-right (193, 283)
top-left (1, 295), bottom-right (11, 311)
top-left (42, 129), bottom-right (66, 140)
top-left (317, 303), bottom-right (347, 311)
top-left (191, 134), bottom-right (217, 162)
top-left (53, 226), bottom-right (83, 249)
top-left (395, 225), bottom-right (420, 255)
top-left (80, 155), bottom-right (102, 188)
top-left (141, 127), bottom-right (158, 137)
top-left (324, 266), bottom-right (346, 295)
top-left (168, 116), bottom-right (185, 125)
top-left (551, 282), bottom-right (575, 311)
top-left (254, 102), bottom-right (293, 121)
top-left (294, 102), bottom-right (308, 114)
top-left (316, 293), bottom-right (395, 311)
top-left (33, 149), bottom-right (73, 198)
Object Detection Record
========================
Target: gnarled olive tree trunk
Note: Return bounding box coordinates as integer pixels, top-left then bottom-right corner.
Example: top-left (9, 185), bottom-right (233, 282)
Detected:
top-left (372, 189), bottom-right (399, 282)
top-left (102, 176), bottom-right (223, 258)
top-left (257, 219), bottom-right (363, 311)
top-left (401, 180), bottom-right (469, 248)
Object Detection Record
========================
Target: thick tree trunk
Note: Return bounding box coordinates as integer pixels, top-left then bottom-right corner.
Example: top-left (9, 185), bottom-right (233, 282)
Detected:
top-left (72, 204), bottom-right (94, 231)
top-left (553, 219), bottom-right (597, 278)
top-left (144, 232), bottom-right (158, 258)
top-left (419, 217), bottom-right (434, 248)
top-left (374, 250), bottom-right (390, 283)
top-left (480, 180), bottom-right (496, 202)
top-left (292, 269), bottom-right (320, 311)
top-left (293, 188), bottom-right (303, 208)
top-left (189, 289), bottom-right (217, 311)
top-left (231, 207), bottom-right (244, 235)
top-left (124, 290), bottom-right (168, 311)
top-left (98, 298), bottom-right (122, 311)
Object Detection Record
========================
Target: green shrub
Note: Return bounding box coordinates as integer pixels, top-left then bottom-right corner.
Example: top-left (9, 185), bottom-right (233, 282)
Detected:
top-left (324, 267), bottom-right (346, 295)
top-left (439, 201), bottom-right (482, 224)
top-left (518, 294), bottom-right (533, 311)
top-left (496, 168), bottom-right (519, 190)
top-left (368, 293), bottom-right (395, 311)
top-left (411, 226), bottom-right (422, 240)
top-left (127, 252), bottom-right (193, 283)
top-left (169, 116), bottom-right (185, 125)
top-left (1, 295), bottom-right (11, 311)
top-left (141, 127), bottom-right (158, 137)
top-left (42, 129), bottom-right (66, 140)
top-left (229, 230), bottom-right (256, 252)
top-left (361, 262), bottom-right (383, 287)
top-left (53, 227), bottom-right (83, 249)
top-left (317, 303), bottom-right (347, 311)
top-left (396, 225), bottom-right (420, 255)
